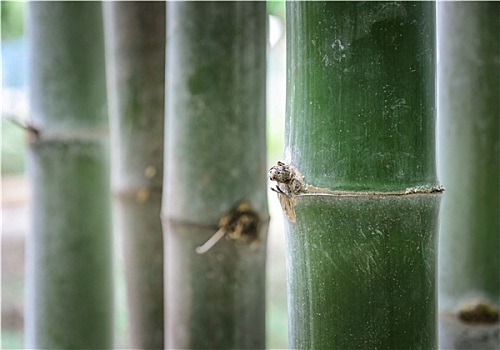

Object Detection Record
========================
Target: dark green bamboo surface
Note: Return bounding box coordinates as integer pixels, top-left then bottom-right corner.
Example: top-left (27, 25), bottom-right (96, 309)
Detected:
top-left (286, 1), bottom-right (436, 192)
top-left (287, 194), bottom-right (440, 349)
top-left (283, 2), bottom-right (440, 349)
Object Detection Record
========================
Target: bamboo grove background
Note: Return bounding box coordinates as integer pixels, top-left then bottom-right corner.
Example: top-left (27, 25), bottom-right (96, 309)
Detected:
top-left (1, 1), bottom-right (498, 349)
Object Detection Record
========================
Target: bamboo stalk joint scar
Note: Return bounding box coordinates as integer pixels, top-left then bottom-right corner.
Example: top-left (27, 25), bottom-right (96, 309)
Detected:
top-left (269, 161), bottom-right (445, 223)
top-left (195, 201), bottom-right (261, 254)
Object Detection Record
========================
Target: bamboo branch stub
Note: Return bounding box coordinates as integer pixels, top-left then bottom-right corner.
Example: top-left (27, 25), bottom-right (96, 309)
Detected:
top-left (195, 201), bottom-right (261, 254)
top-left (458, 299), bottom-right (500, 325)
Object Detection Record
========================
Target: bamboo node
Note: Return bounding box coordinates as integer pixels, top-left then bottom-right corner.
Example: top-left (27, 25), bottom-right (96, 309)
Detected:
top-left (405, 185), bottom-right (445, 194)
top-left (135, 188), bottom-right (150, 203)
top-left (457, 299), bottom-right (499, 324)
top-left (196, 201), bottom-right (260, 254)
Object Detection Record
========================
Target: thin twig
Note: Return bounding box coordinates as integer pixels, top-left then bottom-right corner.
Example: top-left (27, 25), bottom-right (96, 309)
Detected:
top-left (195, 228), bottom-right (226, 254)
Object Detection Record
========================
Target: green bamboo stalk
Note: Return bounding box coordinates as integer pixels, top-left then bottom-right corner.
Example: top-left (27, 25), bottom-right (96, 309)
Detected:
top-left (25, 2), bottom-right (112, 348)
top-left (162, 2), bottom-right (268, 349)
top-left (276, 2), bottom-right (440, 348)
top-left (438, 2), bottom-right (500, 349)
top-left (103, 2), bottom-right (165, 349)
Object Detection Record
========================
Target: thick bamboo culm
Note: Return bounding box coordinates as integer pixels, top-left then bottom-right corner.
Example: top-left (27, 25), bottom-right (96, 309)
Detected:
top-left (280, 2), bottom-right (441, 348)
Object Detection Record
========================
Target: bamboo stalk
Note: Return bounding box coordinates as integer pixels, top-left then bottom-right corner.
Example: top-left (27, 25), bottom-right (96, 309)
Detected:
top-left (162, 2), bottom-right (268, 348)
top-left (103, 2), bottom-right (165, 348)
top-left (277, 2), bottom-right (440, 348)
top-left (25, 2), bottom-right (112, 348)
top-left (438, 2), bottom-right (500, 348)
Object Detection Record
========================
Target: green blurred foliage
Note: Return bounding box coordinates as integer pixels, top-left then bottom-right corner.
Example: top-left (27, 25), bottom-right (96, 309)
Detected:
top-left (267, 0), bottom-right (285, 21)
top-left (2, 330), bottom-right (23, 349)
top-left (2, 119), bottom-right (26, 174)
top-left (1, 1), bottom-right (26, 40)
top-left (2, 2), bottom-right (27, 175)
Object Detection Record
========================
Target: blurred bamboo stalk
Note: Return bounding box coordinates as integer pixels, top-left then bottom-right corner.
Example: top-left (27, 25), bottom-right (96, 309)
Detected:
top-left (26, 2), bottom-right (112, 348)
top-left (103, 2), bottom-right (166, 348)
top-left (438, 2), bottom-right (500, 349)
top-left (162, 2), bottom-right (269, 348)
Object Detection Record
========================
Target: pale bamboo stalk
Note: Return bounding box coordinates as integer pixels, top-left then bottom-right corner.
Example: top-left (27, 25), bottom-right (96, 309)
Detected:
top-left (162, 2), bottom-right (268, 348)
top-left (26, 2), bottom-right (112, 348)
top-left (103, 2), bottom-right (166, 348)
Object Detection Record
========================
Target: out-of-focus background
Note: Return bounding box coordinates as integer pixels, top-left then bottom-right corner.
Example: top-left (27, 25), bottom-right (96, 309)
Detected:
top-left (1, 2), bottom-right (289, 348)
